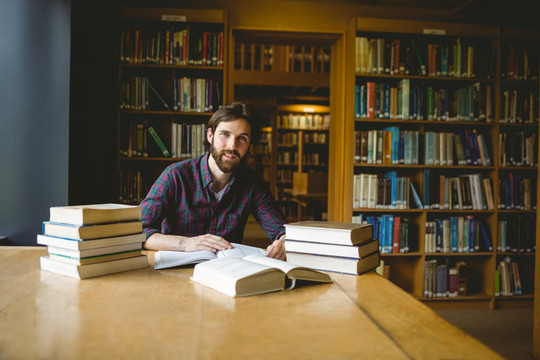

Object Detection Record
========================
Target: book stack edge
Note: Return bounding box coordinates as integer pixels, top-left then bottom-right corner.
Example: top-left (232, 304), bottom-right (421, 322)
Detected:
top-left (284, 221), bottom-right (380, 276)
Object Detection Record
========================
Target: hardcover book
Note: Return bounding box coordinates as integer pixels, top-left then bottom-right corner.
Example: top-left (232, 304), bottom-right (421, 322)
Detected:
top-left (37, 233), bottom-right (146, 250)
top-left (283, 221), bottom-right (373, 246)
top-left (285, 251), bottom-right (380, 275)
top-left (49, 203), bottom-right (141, 225)
top-left (284, 238), bottom-right (379, 259)
top-left (190, 255), bottom-right (332, 297)
top-left (42, 221), bottom-right (143, 240)
top-left (40, 255), bottom-right (148, 280)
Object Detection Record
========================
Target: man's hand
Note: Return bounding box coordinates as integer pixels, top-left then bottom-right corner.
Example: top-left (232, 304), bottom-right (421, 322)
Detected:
top-left (266, 235), bottom-right (286, 260)
top-left (144, 233), bottom-right (232, 252)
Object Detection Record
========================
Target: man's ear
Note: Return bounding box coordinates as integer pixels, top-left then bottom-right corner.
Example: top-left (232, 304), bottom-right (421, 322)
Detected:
top-left (207, 127), bottom-right (213, 144)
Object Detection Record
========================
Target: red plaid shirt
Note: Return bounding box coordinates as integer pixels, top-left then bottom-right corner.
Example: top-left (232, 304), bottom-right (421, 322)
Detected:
top-left (140, 154), bottom-right (286, 243)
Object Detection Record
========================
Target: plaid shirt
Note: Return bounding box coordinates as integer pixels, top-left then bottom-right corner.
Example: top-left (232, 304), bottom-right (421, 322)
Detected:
top-left (140, 154), bottom-right (286, 243)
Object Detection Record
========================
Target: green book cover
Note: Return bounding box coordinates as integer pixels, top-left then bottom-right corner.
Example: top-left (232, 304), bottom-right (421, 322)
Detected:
top-left (148, 126), bottom-right (171, 157)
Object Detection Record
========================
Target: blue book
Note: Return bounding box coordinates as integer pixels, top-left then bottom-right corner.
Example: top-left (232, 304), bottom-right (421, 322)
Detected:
top-left (383, 83), bottom-right (391, 118)
top-left (479, 222), bottom-right (493, 252)
top-left (423, 169), bottom-right (432, 209)
top-left (384, 171), bottom-right (398, 208)
top-left (450, 217), bottom-right (458, 252)
top-left (385, 215), bottom-right (394, 254)
top-left (359, 84), bottom-right (367, 118)
top-left (355, 85), bottom-right (361, 118)
top-left (410, 182), bottom-right (424, 209)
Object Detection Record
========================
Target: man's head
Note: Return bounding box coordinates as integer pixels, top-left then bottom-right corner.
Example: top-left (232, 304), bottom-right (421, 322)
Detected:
top-left (206, 102), bottom-right (260, 173)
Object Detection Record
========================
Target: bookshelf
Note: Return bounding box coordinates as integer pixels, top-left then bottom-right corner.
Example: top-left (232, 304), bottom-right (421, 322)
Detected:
top-left (116, 8), bottom-right (227, 203)
top-left (345, 18), bottom-right (538, 308)
top-left (275, 104), bottom-right (330, 221)
top-left (229, 28), bottom-right (335, 221)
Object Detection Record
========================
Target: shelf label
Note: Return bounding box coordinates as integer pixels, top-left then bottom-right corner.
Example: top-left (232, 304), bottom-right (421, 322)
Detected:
top-left (161, 14), bottom-right (187, 22)
top-left (422, 28), bottom-right (446, 35)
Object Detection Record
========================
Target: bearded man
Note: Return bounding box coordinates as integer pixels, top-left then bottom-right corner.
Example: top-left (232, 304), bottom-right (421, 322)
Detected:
top-left (141, 102), bottom-right (287, 259)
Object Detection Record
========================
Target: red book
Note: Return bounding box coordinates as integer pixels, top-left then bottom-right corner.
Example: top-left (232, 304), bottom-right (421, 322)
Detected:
top-left (392, 216), bottom-right (401, 253)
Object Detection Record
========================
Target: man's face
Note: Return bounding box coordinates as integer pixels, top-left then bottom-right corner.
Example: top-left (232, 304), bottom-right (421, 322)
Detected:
top-left (207, 118), bottom-right (252, 173)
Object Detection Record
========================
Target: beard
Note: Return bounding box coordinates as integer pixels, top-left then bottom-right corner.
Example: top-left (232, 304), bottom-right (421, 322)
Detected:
top-left (210, 142), bottom-right (243, 173)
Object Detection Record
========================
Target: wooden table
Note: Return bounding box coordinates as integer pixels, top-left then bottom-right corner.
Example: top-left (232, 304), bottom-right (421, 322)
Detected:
top-left (0, 247), bottom-right (502, 359)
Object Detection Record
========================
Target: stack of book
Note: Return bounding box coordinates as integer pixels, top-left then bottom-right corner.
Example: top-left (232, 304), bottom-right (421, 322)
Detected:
top-left (283, 221), bottom-right (380, 275)
top-left (38, 204), bottom-right (148, 279)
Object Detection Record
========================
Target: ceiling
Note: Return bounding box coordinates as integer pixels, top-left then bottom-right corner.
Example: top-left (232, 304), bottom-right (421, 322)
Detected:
top-left (300, 0), bottom-right (540, 27)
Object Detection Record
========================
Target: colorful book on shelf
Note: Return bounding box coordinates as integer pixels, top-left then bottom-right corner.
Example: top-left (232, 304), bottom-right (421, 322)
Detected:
top-left (190, 255), bottom-right (332, 297)
top-left (42, 221), bottom-right (143, 240)
top-left (283, 221), bottom-right (373, 246)
top-left (147, 126), bottom-right (171, 157)
top-left (49, 204), bottom-right (141, 225)
top-left (40, 255), bottom-right (148, 280)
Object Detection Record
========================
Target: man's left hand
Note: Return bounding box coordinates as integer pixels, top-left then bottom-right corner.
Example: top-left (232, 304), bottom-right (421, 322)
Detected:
top-left (266, 235), bottom-right (286, 260)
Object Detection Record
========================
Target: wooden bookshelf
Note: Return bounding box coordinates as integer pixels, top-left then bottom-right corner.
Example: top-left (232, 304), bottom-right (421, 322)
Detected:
top-left (116, 8), bottom-right (227, 203)
top-left (228, 28), bottom-right (337, 221)
top-left (344, 18), bottom-right (539, 308)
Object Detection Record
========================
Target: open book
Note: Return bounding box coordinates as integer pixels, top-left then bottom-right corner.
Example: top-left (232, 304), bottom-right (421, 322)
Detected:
top-left (190, 255), bottom-right (332, 297)
top-left (154, 243), bottom-right (267, 270)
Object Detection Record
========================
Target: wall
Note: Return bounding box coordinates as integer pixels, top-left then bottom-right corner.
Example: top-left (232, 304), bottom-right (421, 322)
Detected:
top-left (0, 0), bottom-right (71, 246)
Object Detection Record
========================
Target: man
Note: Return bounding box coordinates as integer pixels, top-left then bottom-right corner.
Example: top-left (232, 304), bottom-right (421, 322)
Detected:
top-left (140, 102), bottom-right (287, 259)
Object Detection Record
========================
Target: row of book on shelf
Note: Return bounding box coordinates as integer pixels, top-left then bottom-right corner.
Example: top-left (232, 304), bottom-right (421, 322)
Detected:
top-left (498, 217), bottom-right (536, 253)
top-left (119, 76), bottom-right (221, 113)
top-left (121, 122), bottom-right (206, 159)
top-left (354, 127), bottom-right (492, 166)
top-left (424, 257), bottom-right (530, 298)
top-left (118, 170), bottom-right (147, 204)
top-left (354, 170), bottom-right (537, 212)
top-left (496, 257), bottom-right (524, 297)
top-left (355, 36), bottom-right (540, 81)
top-left (120, 27), bottom-right (224, 66)
top-left (276, 113), bottom-right (330, 130)
top-left (234, 43), bottom-right (331, 74)
top-left (276, 131), bottom-right (329, 145)
top-left (424, 259), bottom-right (468, 298)
top-left (352, 214), bottom-right (413, 254)
top-left (355, 36), bottom-right (495, 78)
top-left (424, 216), bottom-right (492, 253)
top-left (355, 80), bottom-right (494, 122)
top-left (499, 132), bottom-right (538, 167)
top-left (500, 89), bottom-right (539, 124)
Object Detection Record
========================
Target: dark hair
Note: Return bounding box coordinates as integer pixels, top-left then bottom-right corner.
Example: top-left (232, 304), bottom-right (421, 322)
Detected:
top-left (204, 102), bottom-right (261, 149)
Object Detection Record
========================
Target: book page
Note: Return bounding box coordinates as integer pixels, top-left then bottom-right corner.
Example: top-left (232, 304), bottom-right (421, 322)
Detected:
top-left (154, 250), bottom-right (216, 269)
top-left (154, 243), bottom-right (266, 270)
top-left (243, 255), bottom-right (299, 274)
top-left (217, 243), bottom-right (266, 258)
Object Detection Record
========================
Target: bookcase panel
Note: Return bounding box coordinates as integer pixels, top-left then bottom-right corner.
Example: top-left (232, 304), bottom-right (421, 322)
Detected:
top-left (347, 18), bottom-right (538, 308)
top-left (116, 8), bottom-right (226, 204)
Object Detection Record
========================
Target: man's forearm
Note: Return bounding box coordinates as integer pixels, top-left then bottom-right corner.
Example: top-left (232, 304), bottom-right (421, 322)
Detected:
top-left (143, 233), bottom-right (185, 251)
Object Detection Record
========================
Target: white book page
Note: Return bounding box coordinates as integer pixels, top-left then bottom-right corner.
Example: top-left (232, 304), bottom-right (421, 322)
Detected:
top-left (216, 243), bottom-right (266, 258)
top-left (154, 243), bottom-right (266, 270)
top-left (154, 250), bottom-right (216, 269)
top-left (243, 255), bottom-right (298, 274)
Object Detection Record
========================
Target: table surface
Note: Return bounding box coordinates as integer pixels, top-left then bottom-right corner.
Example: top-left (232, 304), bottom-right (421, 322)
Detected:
top-left (0, 247), bottom-right (503, 359)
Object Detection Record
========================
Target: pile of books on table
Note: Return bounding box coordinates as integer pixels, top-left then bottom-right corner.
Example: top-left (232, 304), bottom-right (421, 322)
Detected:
top-left (284, 221), bottom-right (380, 275)
top-left (38, 204), bottom-right (148, 279)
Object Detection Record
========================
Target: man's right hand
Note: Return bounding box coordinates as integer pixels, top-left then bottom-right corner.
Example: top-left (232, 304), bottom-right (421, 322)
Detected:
top-left (143, 233), bottom-right (232, 252)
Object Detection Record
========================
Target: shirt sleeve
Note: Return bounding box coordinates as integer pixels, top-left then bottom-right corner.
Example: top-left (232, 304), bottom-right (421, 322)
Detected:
top-left (140, 166), bottom-right (174, 239)
top-left (251, 178), bottom-right (287, 241)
